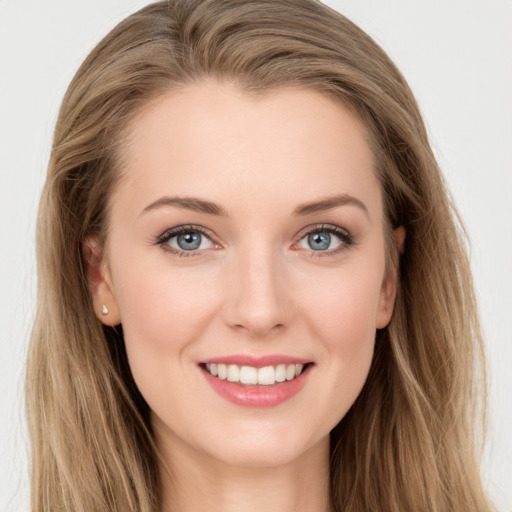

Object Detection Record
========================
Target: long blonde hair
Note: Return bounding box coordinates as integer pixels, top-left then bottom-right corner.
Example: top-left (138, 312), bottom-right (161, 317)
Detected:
top-left (27, 1), bottom-right (491, 511)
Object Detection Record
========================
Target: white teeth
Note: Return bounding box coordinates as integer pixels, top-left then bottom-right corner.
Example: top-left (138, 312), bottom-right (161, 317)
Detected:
top-left (240, 365), bottom-right (258, 385)
top-left (227, 364), bottom-right (240, 382)
top-left (275, 364), bottom-right (287, 382)
top-left (217, 363), bottom-right (227, 380)
top-left (257, 366), bottom-right (275, 385)
top-left (204, 362), bottom-right (307, 385)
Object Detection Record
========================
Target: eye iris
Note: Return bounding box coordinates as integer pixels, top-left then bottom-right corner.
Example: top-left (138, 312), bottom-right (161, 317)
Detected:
top-left (177, 232), bottom-right (202, 250)
top-left (308, 232), bottom-right (331, 251)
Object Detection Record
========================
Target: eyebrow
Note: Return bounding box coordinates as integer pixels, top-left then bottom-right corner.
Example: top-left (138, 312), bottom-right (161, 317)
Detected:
top-left (141, 193), bottom-right (368, 218)
top-left (142, 196), bottom-right (227, 216)
top-left (293, 194), bottom-right (369, 217)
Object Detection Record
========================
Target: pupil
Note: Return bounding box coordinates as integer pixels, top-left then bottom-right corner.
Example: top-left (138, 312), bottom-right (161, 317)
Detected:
top-left (177, 232), bottom-right (201, 250)
top-left (308, 232), bottom-right (331, 251)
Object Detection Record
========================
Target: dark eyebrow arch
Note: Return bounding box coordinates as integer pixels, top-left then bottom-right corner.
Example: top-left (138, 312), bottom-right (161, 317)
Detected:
top-left (293, 194), bottom-right (369, 217)
top-left (141, 196), bottom-right (227, 216)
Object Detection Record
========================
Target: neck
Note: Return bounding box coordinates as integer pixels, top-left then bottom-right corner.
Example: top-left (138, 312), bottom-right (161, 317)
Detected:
top-left (157, 429), bottom-right (331, 512)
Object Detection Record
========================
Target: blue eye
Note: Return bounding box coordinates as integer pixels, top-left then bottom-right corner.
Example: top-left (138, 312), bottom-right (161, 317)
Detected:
top-left (174, 232), bottom-right (203, 250)
top-left (298, 226), bottom-right (351, 253)
top-left (158, 226), bottom-right (214, 254)
top-left (306, 232), bottom-right (333, 251)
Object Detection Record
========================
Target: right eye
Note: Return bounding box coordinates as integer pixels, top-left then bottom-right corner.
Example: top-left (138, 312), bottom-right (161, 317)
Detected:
top-left (157, 225), bottom-right (216, 256)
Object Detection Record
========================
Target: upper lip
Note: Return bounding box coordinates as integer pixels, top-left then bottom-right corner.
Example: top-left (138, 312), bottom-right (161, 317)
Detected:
top-left (200, 354), bottom-right (312, 368)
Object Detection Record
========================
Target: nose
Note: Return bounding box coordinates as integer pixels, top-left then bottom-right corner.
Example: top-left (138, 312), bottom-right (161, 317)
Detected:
top-left (222, 246), bottom-right (291, 338)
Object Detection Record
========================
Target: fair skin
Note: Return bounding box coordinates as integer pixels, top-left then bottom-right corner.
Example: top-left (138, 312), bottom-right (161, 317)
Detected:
top-left (86, 80), bottom-right (404, 512)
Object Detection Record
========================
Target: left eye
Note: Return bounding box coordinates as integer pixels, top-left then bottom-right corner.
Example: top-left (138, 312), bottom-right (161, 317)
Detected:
top-left (298, 229), bottom-right (344, 252)
top-left (165, 230), bottom-right (214, 251)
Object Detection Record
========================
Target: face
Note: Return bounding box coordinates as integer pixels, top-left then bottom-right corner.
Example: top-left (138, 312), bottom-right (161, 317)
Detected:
top-left (87, 80), bottom-right (400, 470)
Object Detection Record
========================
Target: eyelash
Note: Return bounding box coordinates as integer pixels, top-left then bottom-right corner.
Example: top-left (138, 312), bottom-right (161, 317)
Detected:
top-left (294, 224), bottom-right (355, 257)
top-left (155, 223), bottom-right (355, 257)
top-left (156, 224), bottom-right (216, 257)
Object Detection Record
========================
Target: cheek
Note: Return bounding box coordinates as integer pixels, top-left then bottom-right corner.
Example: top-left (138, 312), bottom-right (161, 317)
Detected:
top-left (304, 262), bottom-right (383, 347)
top-left (110, 256), bottom-right (219, 389)
top-left (320, 282), bottom-right (377, 375)
top-left (114, 255), bottom-right (215, 338)
top-left (298, 262), bottom-right (384, 419)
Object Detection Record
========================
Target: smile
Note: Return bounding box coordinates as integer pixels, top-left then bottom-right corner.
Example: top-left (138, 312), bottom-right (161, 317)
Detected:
top-left (204, 363), bottom-right (305, 386)
top-left (199, 357), bottom-right (313, 407)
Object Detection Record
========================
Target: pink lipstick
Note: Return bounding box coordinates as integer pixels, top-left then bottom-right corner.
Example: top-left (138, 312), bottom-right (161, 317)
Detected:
top-left (199, 355), bottom-right (313, 408)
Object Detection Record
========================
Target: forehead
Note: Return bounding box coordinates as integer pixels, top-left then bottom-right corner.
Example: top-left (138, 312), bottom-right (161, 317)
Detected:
top-left (114, 80), bottom-right (382, 219)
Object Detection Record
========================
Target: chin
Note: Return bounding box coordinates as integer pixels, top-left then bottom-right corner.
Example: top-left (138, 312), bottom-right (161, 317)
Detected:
top-left (200, 422), bottom-right (328, 469)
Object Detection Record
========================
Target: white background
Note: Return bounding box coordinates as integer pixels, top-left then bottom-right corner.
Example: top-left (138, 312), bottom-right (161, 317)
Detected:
top-left (0, 0), bottom-right (511, 510)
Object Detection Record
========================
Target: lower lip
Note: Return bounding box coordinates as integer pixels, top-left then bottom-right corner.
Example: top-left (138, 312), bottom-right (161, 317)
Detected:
top-left (201, 365), bottom-right (312, 408)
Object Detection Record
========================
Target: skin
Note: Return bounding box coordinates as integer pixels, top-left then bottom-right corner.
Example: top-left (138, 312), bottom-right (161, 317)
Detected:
top-left (85, 80), bottom-right (404, 512)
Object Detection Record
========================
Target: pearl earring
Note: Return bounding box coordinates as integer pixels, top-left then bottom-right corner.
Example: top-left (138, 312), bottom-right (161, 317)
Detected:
top-left (101, 304), bottom-right (109, 316)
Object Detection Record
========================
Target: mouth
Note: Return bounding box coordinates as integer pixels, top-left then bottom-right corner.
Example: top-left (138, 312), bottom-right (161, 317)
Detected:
top-left (199, 358), bottom-right (314, 407)
top-left (200, 362), bottom-right (312, 386)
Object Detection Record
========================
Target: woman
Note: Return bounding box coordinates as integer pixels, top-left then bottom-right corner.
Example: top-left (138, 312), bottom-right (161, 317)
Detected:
top-left (26, 1), bottom-right (492, 511)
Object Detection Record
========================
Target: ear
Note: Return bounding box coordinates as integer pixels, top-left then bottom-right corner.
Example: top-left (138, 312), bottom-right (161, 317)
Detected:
top-left (83, 237), bottom-right (121, 326)
top-left (376, 226), bottom-right (406, 329)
